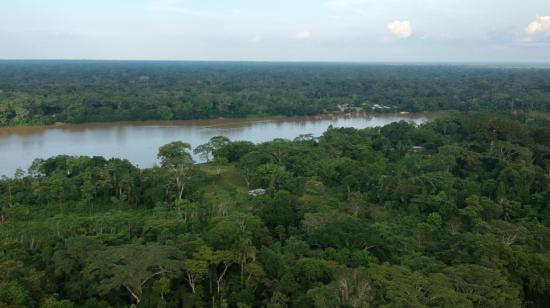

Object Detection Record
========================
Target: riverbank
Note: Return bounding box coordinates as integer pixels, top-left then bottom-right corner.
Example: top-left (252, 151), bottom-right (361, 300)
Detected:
top-left (0, 113), bottom-right (437, 176)
top-left (0, 112), bottom-right (443, 135)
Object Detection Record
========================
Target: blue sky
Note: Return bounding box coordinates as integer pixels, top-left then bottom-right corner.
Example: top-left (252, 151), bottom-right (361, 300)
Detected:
top-left (1, 0), bottom-right (550, 61)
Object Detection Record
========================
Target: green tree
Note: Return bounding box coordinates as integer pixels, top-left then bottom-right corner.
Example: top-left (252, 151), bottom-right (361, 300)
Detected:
top-left (82, 243), bottom-right (181, 305)
top-left (194, 136), bottom-right (231, 162)
top-left (158, 141), bottom-right (196, 200)
top-left (308, 267), bottom-right (372, 308)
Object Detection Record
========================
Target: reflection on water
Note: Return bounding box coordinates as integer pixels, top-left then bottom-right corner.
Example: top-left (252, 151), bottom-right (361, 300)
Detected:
top-left (0, 113), bottom-right (439, 176)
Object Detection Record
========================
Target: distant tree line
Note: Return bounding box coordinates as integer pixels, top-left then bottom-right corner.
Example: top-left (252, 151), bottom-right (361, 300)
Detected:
top-left (0, 61), bottom-right (550, 126)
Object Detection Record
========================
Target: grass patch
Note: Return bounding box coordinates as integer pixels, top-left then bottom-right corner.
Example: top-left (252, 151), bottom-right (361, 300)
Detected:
top-left (200, 163), bottom-right (248, 193)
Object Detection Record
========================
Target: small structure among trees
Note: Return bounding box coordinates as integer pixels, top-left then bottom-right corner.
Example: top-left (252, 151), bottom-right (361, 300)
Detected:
top-left (248, 188), bottom-right (266, 197)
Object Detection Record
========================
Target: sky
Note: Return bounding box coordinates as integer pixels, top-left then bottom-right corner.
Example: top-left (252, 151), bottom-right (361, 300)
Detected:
top-left (1, 0), bottom-right (550, 62)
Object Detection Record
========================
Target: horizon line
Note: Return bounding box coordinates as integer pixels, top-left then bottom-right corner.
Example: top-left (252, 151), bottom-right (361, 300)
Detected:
top-left (1, 58), bottom-right (550, 65)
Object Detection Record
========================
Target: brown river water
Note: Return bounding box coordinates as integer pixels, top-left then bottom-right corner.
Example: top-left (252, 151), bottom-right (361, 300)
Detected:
top-left (0, 113), bottom-right (439, 176)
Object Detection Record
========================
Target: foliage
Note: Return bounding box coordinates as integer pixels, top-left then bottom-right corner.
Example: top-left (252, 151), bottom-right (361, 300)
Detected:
top-left (1, 61), bottom-right (550, 126)
top-left (1, 113), bottom-right (550, 307)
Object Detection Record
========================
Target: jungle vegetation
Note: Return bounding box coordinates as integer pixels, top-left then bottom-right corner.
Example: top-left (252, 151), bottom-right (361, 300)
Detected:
top-left (1, 61), bottom-right (550, 126)
top-left (2, 113), bottom-right (550, 307)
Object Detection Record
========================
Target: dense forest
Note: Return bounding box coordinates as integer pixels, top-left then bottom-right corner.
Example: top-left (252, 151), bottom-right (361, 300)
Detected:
top-left (1, 61), bottom-right (550, 126)
top-left (2, 113), bottom-right (550, 307)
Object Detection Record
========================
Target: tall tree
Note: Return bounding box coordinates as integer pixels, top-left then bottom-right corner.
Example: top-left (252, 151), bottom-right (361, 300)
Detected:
top-left (158, 141), bottom-right (196, 200)
top-left (82, 244), bottom-right (181, 305)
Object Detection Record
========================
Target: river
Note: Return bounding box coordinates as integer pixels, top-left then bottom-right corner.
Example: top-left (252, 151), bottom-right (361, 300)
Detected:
top-left (0, 113), bottom-right (438, 176)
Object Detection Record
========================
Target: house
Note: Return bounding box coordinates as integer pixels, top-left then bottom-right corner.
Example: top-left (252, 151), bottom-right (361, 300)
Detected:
top-left (337, 104), bottom-right (350, 112)
top-left (248, 188), bottom-right (266, 197)
top-left (372, 104), bottom-right (391, 111)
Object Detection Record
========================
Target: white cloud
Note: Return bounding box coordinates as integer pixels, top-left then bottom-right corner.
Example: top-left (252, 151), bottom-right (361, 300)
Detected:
top-left (295, 31), bottom-right (312, 39)
top-left (526, 16), bottom-right (550, 35)
top-left (387, 20), bottom-right (412, 38)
